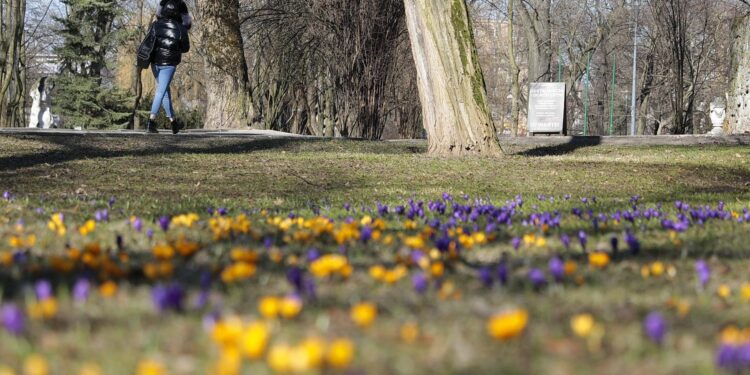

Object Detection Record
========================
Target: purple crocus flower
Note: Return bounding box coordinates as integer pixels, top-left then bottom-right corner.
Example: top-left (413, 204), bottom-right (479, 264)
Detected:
top-left (146, 228), bottom-right (154, 239)
top-left (158, 216), bottom-right (170, 231)
top-left (35, 279), bottom-right (53, 300)
top-left (496, 262), bottom-right (509, 286)
top-left (377, 202), bottom-right (388, 216)
top-left (528, 268), bottom-right (547, 288)
top-left (360, 226), bottom-right (372, 243)
top-left (578, 230), bottom-right (588, 251)
top-left (108, 197), bottom-right (116, 208)
top-left (73, 278), bottom-right (91, 302)
top-left (410, 250), bottom-right (426, 264)
top-left (307, 248), bottom-right (320, 262)
top-left (95, 209), bottom-right (109, 222)
top-left (12, 251), bottom-right (27, 264)
top-left (200, 272), bottom-right (212, 290)
top-left (2, 191), bottom-right (10, 201)
top-left (478, 267), bottom-right (493, 288)
top-left (675, 200), bottom-right (684, 211)
top-left (1, 304), bottom-right (25, 335)
top-left (572, 208), bottom-right (583, 217)
top-left (203, 311), bottom-right (221, 332)
top-left (218, 207), bottom-right (228, 216)
top-left (512, 237), bottom-right (521, 251)
top-left (625, 231), bottom-right (640, 255)
top-left (343, 203), bottom-right (351, 211)
top-left (132, 217), bottom-right (143, 232)
top-left (560, 234), bottom-right (571, 250)
top-left (303, 276), bottom-right (317, 299)
top-left (695, 260), bottom-right (711, 288)
top-left (548, 257), bottom-right (564, 282)
top-left (412, 272), bottom-right (429, 294)
top-left (644, 312), bottom-right (667, 344)
top-left (738, 343), bottom-right (750, 368)
top-left (152, 283), bottom-right (186, 312)
top-left (194, 290), bottom-right (210, 309)
top-left (286, 266), bottom-right (303, 291)
top-left (716, 344), bottom-right (739, 370)
top-left (263, 237), bottom-right (274, 249)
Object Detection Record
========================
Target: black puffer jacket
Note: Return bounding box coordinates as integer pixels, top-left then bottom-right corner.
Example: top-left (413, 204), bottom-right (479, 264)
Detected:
top-left (152, 17), bottom-right (190, 66)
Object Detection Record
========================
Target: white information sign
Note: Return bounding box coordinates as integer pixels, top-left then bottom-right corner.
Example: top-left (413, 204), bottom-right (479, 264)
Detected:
top-left (528, 83), bottom-right (566, 135)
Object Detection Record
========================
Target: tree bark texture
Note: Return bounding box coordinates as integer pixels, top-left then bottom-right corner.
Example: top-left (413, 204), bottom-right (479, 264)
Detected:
top-left (728, 15), bottom-right (750, 134)
top-left (196, 0), bottom-right (250, 129)
top-left (403, 0), bottom-right (500, 155)
top-left (0, 0), bottom-right (26, 128)
top-left (507, 0), bottom-right (521, 137)
top-left (517, 0), bottom-right (552, 83)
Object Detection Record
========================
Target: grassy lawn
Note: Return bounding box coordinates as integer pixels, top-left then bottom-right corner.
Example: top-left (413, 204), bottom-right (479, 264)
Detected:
top-left (1, 135), bottom-right (750, 374)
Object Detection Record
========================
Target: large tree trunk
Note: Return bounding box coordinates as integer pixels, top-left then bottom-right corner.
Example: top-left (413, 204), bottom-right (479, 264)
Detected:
top-left (728, 14), bottom-right (750, 134)
top-left (403, 0), bottom-right (500, 155)
top-left (196, 0), bottom-right (249, 129)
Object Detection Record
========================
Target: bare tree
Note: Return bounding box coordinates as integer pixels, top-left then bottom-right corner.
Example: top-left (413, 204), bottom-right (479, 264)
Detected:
top-left (0, 0), bottom-right (27, 127)
top-left (517, 0), bottom-right (552, 83)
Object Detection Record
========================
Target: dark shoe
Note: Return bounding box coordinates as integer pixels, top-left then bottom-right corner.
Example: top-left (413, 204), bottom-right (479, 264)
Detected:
top-left (146, 119), bottom-right (159, 134)
top-left (171, 119), bottom-right (184, 135)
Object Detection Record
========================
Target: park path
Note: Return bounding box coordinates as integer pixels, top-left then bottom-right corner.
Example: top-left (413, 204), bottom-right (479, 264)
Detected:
top-left (0, 129), bottom-right (748, 153)
top-left (0, 128), bottom-right (311, 139)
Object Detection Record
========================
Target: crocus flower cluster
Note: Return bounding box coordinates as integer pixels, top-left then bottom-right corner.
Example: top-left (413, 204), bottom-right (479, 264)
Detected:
top-left (0, 191), bottom-right (749, 374)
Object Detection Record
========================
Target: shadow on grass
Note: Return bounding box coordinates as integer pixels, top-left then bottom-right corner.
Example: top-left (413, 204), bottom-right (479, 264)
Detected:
top-left (514, 136), bottom-right (603, 156)
top-left (0, 135), bottom-right (425, 172)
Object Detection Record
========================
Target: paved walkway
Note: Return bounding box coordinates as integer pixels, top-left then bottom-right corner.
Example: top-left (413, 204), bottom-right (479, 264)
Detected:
top-left (0, 128), bottom-right (311, 138)
top-left (1, 128), bottom-right (748, 148)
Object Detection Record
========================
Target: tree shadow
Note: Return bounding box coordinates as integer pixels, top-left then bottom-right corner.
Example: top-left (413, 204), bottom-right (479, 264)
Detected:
top-left (511, 136), bottom-right (603, 157)
top-left (0, 135), bottom-right (424, 172)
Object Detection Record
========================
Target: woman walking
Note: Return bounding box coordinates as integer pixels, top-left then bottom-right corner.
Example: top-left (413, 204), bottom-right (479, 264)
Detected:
top-left (147, 0), bottom-right (190, 134)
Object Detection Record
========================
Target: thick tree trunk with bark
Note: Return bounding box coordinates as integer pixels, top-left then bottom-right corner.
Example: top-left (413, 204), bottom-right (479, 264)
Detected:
top-left (196, 0), bottom-right (249, 129)
top-left (728, 15), bottom-right (750, 134)
top-left (403, 0), bottom-right (500, 155)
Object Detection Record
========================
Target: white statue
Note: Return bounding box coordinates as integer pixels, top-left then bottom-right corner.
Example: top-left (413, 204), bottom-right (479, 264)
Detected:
top-left (28, 77), bottom-right (55, 129)
top-left (709, 97), bottom-right (726, 136)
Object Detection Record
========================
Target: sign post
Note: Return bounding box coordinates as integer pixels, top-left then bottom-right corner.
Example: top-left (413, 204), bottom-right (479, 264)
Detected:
top-left (527, 82), bottom-right (566, 136)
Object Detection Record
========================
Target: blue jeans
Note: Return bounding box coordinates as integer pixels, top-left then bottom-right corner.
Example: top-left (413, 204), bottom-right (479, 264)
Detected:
top-left (150, 65), bottom-right (176, 118)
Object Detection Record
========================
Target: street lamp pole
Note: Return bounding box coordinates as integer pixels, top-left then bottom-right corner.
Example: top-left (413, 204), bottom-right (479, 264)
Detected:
top-left (630, 0), bottom-right (639, 136)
